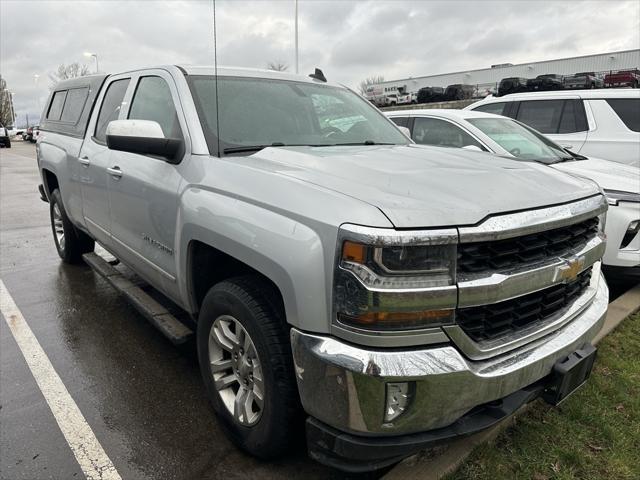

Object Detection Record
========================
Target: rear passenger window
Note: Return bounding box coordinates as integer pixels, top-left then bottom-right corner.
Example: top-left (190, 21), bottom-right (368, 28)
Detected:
top-left (516, 99), bottom-right (588, 134)
top-left (128, 76), bottom-right (182, 139)
top-left (47, 91), bottom-right (67, 121)
top-left (60, 87), bottom-right (89, 123)
top-left (94, 79), bottom-right (130, 143)
top-left (516, 100), bottom-right (564, 133)
top-left (472, 102), bottom-right (507, 116)
top-left (606, 99), bottom-right (640, 132)
top-left (390, 117), bottom-right (409, 127)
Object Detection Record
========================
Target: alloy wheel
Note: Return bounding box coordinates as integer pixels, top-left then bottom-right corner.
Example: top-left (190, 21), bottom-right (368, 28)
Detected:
top-left (208, 315), bottom-right (264, 426)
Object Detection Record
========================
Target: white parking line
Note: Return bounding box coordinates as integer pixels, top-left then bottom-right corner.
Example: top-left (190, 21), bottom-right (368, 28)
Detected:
top-left (0, 279), bottom-right (122, 480)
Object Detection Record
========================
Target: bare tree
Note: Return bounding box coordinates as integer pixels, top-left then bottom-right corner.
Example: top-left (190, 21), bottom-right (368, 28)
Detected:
top-left (0, 75), bottom-right (14, 126)
top-left (48, 63), bottom-right (91, 89)
top-left (359, 75), bottom-right (385, 95)
top-left (267, 61), bottom-right (289, 72)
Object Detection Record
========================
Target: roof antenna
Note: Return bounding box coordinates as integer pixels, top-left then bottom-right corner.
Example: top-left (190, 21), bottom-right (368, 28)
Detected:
top-left (213, 0), bottom-right (221, 156)
top-left (309, 68), bottom-right (327, 82)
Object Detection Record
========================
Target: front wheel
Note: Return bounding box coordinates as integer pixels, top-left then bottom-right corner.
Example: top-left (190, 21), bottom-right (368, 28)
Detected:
top-left (49, 189), bottom-right (95, 263)
top-left (197, 276), bottom-right (301, 459)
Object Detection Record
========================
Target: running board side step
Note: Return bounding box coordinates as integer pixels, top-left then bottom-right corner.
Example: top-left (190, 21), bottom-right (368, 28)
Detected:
top-left (82, 252), bottom-right (194, 345)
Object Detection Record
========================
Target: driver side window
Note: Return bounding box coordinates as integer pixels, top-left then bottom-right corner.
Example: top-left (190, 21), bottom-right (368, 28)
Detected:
top-left (412, 117), bottom-right (484, 149)
top-left (94, 79), bottom-right (130, 143)
top-left (128, 76), bottom-right (183, 139)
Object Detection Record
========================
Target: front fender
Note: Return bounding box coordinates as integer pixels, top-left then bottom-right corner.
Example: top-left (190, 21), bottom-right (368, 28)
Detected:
top-left (178, 188), bottom-right (333, 333)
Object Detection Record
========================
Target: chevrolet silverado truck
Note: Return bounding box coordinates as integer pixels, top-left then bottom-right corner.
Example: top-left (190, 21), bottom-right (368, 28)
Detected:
top-left (37, 66), bottom-right (608, 472)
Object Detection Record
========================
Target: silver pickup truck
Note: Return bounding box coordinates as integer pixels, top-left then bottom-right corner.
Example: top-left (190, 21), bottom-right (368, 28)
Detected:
top-left (37, 66), bottom-right (608, 472)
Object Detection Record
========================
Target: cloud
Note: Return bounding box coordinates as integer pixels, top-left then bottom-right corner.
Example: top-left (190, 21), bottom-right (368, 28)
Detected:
top-left (0, 0), bottom-right (638, 126)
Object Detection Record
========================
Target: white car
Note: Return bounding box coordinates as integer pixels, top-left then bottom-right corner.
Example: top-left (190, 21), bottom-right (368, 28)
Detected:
top-left (464, 89), bottom-right (640, 168)
top-left (397, 92), bottom-right (418, 105)
top-left (386, 109), bottom-right (640, 274)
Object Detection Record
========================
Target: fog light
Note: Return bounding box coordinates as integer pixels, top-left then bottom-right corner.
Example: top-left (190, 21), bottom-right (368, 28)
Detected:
top-left (385, 382), bottom-right (412, 422)
top-left (620, 220), bottom-right (640, 249)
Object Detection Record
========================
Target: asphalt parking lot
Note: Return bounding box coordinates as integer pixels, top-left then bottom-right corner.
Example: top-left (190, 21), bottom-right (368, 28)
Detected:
top-left (0, 140), bottom-right (343, 480)
top-left (0, 140), bottom-right (637, 480)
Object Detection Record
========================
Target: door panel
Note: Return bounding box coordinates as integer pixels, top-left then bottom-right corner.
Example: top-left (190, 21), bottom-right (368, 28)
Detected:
top-left (106, 73), bottom-right (185, 299)
top-left (79, 77), bottom-right (131, 246)
top-left (107, 152), bottom-right (181, 285)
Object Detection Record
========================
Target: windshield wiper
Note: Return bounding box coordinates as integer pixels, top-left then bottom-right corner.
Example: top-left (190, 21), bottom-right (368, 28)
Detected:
top-left (548, 156), bottom-right (576, 164)
top-left (314, 141), bottom-right (397, 147)
top-left (223, 142), bottom-right (286, 154)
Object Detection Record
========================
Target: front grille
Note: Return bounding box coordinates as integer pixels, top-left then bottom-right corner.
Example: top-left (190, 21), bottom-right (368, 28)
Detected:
top-left (457, 268), bottom-right (592, 342)
top-left (458, 217), bottom-right (599, 274)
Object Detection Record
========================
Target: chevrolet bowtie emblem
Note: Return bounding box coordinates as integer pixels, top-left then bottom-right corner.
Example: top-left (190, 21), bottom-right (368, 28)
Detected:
top-left (556, 257), bottom-right (585, 282)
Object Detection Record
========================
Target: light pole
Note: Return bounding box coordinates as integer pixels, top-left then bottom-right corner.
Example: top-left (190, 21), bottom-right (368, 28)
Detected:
top-left (34, 74), bottom-right (42, 122)
top-left (84, 52), bottom-right (99, 73)
top-left (294, 0), bottom-right (299, 74)
top-left (9, 92), bottom-right (16, 127)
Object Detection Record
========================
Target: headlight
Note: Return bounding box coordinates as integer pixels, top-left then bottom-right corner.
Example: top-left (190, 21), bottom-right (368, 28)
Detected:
top-left (333, 226), bottom-right (457, 331)
top-left (604, 189), bottom-right (640, 206)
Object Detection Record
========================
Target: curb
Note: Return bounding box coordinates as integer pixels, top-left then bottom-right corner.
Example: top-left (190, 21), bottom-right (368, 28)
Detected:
top-left (383, 282), bottom-right (640, 480)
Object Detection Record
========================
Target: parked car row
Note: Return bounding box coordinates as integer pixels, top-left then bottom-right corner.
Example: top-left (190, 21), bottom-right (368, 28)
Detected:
top-left (498, 69), bottom-right (639, 96)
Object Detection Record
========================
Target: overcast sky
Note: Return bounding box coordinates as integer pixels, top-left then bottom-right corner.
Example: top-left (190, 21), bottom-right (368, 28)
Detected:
top-left (1, 0), bottom-right (638, 126)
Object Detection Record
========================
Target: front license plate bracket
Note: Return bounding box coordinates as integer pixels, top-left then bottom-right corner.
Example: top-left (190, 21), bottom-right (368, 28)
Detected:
top-left (543, 343), bottom-right (597, 406)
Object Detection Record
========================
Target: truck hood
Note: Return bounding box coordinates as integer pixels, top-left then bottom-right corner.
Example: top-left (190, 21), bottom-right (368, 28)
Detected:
top-left (247, 145), bottom-right (599, 228)
top-left (551, 157), bottom-right (640, 194)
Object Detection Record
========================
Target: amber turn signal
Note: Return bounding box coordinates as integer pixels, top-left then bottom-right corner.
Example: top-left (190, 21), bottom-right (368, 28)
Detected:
top-left (342, 241), bottom-right (367, 263)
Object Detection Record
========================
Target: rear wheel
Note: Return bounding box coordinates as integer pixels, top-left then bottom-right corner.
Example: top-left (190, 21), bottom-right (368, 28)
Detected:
top-left (197, 276), bottom-right (300, 459)
top-left (49, 189), bottom-right (95, 263)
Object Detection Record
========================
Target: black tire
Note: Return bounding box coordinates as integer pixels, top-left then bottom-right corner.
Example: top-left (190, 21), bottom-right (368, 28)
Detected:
top-left (197, 275), bottom-right (301, 459)
top-left (5, 138), bottom-right (11, 148)
top-left (49, 189), bottom-right (95, 263)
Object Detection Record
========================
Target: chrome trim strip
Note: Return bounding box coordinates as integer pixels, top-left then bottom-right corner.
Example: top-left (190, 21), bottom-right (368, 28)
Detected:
top-left (338, 224), bottom-right (458, 246)
top-left (111, 235), bottom-right (176, 282)
top-left (444, 262), bottom-right (602, 361)
top-left (330, 323), bottom-right (450, 348)
top-left (458, 195), bottom-right (607, 243)
top-left (457, 235), bottom-right (605, 307)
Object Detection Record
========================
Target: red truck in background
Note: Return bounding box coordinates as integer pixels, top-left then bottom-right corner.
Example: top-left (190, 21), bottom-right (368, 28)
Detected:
top-left (604, 69), bottom-right (640, 88)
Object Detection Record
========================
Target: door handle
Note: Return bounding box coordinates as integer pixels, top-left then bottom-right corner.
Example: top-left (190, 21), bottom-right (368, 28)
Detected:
top-left (107, 166), bottom-right (123, 179)
top-left (79, 156), bottom-right (90, 166)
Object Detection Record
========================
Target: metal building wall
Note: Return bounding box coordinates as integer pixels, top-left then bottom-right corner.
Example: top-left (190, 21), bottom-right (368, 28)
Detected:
top-left (376, 49), bottom-right (640, 93)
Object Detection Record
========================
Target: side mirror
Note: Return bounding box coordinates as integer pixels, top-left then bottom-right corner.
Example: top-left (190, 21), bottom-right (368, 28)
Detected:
top-left (106, 119), bottom-right (183, 164)
top-left (462, 145), bottom-right (483, 152)
top-left (397, 126), bottom-right (411, 138)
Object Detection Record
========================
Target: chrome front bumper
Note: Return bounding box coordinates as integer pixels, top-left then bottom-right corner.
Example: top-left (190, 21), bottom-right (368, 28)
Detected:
top-left (291, 272), bottom-right (608, 436)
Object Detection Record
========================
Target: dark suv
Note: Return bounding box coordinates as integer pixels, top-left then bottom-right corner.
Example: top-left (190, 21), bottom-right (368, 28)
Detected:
top-left (498, 77), bottom-right (529, 96)
top-left (444, 84), bottom-right (475, 100)
top-left (0, 123), bottom-right (11, 148)
top-left (527, 74), bottom-right (564, 91)
top-left (417, 86), bottom-right (445, 103)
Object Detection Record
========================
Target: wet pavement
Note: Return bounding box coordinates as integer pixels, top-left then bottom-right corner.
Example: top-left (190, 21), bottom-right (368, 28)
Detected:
top-left (0, 140), bottom-right (637, 480)
top-left (0, 141), bottom-right (344, 480)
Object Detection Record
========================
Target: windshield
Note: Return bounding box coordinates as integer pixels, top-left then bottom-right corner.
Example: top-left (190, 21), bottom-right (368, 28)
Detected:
top-left (187, 75), bottom-right (409, 154)
top-left (467, 117), bottom-right (572, 164)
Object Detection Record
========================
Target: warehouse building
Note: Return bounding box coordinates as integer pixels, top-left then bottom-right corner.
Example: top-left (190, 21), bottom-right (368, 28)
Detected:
top-left (369, 49), bottom-right (640, 98)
